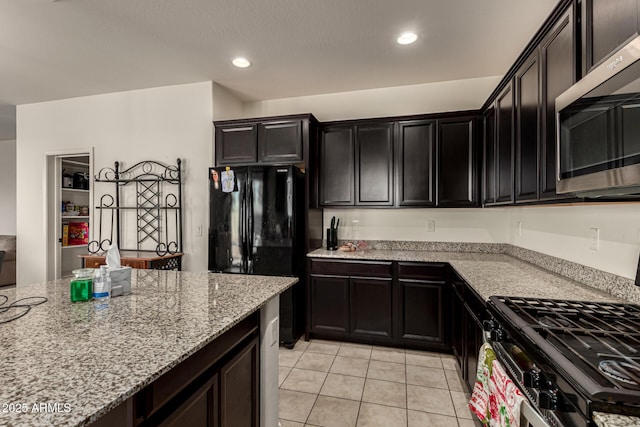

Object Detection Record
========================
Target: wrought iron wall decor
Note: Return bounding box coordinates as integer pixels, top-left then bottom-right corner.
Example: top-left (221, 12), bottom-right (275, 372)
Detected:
top-left (89, 159), bottom-right (183, 256)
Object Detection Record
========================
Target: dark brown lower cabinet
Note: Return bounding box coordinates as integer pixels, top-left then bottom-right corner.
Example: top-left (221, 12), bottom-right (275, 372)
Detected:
top-left (220, 337), bottom-right (259, 427)
top-left (464, 303), bottom-right (485, 392)
top-left (450, 281), bottom-right (465, 372)
top-left (396, 279), bottom-right (447, 349)
top-left (350, 277), bottom-right (393, 339)
top-left (92, 314), bottom-right (259, 427)
top-left (309, 274), bottom-right (350, 335)
top-left (158, 375), bottom-right (218, 427)
top-left (308, 259), bottom-right (447, 350)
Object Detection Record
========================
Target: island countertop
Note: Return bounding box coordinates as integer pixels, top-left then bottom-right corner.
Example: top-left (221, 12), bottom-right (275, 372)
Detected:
top-left (307, 248), bottom-right (621, 303)
top-left (0, 270), bottom-right (297, 426)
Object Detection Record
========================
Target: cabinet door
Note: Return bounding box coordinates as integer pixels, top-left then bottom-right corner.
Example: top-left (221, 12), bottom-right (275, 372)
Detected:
top-left (483, 108), bottom-right (496, 205)
top-left (309, 275), bottom-right (349, 335)
top-left (396, 279), bottom-right (446, 346)
top-left (349, 277), bottom-right (393, 339)
top-left (215, 124), bottom-right (258, 165)
top-left (319, 126), bottom-right (355, 206)
top-left (395, 120), bottom-right (436, 207)
top-left (515, 52), bottom-right (540, 203)
top-left (158, 374), bottom-right (218, 427)
top-left (438, 117), bottom-right (477, 207)
top-left (495, 82), bottom-right (514, 204)
top-left (258, 120), bottom-right (303, 164)
top-left (464, 306), bottom-right (484, 392)
top-left (356, 123), bottom-right (394, 206)
top-left (220, 337), bottom-right (259, 427)
top-left (583, 0), bottom-right (639, 72)
top-left (541, 6), bottom-right (576, 199)
top-left (450, 283), bottom-right (465, 374)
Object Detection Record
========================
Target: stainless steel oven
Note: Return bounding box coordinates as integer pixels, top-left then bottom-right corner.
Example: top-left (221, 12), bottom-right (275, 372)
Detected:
top-left (556, 35), bottom-right (640, 197)
top-left (483, 320), bottom-right (559, 427)
top-left (485, 296), bottom-right (640, 427)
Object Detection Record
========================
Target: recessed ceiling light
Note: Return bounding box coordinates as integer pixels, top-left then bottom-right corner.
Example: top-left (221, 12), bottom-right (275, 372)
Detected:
top-left (397, 32), bottom-right (418, 45)
top-left (232, 57), bottom-right (251, 68)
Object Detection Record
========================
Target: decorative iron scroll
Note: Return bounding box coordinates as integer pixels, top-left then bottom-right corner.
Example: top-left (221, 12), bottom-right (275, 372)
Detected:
top-left (89, 159), bottom-right (183, 257)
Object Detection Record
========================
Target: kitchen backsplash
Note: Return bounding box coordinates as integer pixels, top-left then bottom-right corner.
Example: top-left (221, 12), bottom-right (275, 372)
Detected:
top-left (326, 239), bottom-right (640, 304)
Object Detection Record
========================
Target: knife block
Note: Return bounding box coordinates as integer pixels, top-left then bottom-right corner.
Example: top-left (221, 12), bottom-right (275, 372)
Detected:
top-left (326, 228), bottom-right (337, 251)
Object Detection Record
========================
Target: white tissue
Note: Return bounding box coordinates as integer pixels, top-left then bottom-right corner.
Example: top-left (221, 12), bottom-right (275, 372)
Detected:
top-left (105, 244), bottom-right (131, 296)
top-left (106, 244), bottom-right (121, 269)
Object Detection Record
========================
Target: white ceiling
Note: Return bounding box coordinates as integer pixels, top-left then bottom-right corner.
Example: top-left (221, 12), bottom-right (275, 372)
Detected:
top-left (0, 0), bottom-right (559, 140)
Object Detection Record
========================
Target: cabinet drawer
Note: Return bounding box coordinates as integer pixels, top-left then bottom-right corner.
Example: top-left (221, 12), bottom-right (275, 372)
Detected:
top-left (83, 256), bottom-right (106, 268)
top-left (310, 259), bottom-right (392, 277)
top-left (396, 262), bottom-right (447, 281)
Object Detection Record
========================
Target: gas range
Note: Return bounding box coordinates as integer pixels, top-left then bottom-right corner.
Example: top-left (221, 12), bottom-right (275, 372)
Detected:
top-left (486, 296), bottom-right (640, 427)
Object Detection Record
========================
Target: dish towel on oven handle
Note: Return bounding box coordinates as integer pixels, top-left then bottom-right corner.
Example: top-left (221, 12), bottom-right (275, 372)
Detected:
top-left (469, 343), bottom-right (526, 427)
top-left (469, 342), bottom-right (496, 424)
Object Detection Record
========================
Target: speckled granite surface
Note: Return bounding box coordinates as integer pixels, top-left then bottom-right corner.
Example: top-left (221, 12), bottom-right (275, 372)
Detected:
top-left (593, 412), bottom-right (640, 427)
top-left (0, 269), bottom-right (297, 427)
top-left (319, 240), bottom-right (640, 304)
top-left (504, 245), bottom-right (640, 304)
top-left (308, 248), bottom-right (622, 302)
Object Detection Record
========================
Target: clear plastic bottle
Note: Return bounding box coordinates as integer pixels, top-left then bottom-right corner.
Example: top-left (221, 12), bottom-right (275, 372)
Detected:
top-left (93, 266), bottom-right (111, 307)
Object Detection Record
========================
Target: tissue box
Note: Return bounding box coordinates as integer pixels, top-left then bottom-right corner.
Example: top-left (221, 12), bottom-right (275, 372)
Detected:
top-left (109, 266), bottom-right (132, 297)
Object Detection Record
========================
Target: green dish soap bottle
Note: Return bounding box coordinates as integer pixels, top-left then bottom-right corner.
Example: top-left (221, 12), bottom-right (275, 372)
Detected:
top-left (70, 268), bottom-right (94, 302)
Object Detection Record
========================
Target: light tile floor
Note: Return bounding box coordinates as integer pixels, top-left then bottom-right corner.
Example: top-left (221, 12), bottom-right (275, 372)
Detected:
top-left (279, 339), bottom-right (481, 427)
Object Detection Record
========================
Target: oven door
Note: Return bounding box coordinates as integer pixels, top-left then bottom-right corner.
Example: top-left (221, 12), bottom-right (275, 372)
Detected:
top-left (488, 339), bottom-right (555, 427)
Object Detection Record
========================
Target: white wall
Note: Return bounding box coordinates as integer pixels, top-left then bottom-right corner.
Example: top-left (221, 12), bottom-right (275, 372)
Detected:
top-left (0, 139), bottom-right (16, 235)
top-left (243, 76), bottom-right (501, 121)
top-left (212, 82), bottom-right (244, 122)
top-left (324, 208), bottom-right (508, 243)
top-left (508, 204), bottom-right (640, 280)
top-left (16, 82), bottom-right (215, 285)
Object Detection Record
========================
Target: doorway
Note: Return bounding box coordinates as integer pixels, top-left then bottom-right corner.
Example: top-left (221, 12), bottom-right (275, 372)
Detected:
top-left (45, 149), bottom-right (93, 280)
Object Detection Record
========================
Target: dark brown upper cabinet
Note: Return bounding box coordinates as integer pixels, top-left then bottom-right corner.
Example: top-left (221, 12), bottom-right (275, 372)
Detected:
top-left (438, 117), bottom-right (478, 207)
top-left (495, 82), bottom-right (515, 204)
top-left (215, 123), bottom-right (258, 165)
top-left (214, 114), bottom-right (316, 166)
top-left (356, 123), bottom-right (394, 206)
top-left (319, 125), bottom-right (355, 206)
top-left (319, 122), bottom-right (394, 207)
top-left (515, 52), bottom-right (540, 203)
top-left (395, 120), bottom-right (436, 207)
top-left (540, 4), bottom-right (576, 200)
top-left (259, 120), bottom-right (303, 163)
top-left (483, 108), bottom-right (496, 205)
top-left (582, 0), bottom-right (640, 74)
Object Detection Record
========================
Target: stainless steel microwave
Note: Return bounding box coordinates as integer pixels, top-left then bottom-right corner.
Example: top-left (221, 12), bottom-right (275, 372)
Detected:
top-left (556, 35), bottom-right (640, 197)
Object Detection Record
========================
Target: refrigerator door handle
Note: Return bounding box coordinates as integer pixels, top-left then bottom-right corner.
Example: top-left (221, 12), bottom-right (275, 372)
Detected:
top-left (248, 181), bottom-right (254, 265)
top-left (239, 181), bottom-right (247, 268)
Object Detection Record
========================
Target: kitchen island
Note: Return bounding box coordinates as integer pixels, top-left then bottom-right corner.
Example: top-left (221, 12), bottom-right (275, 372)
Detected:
top-left (0, 269), bottom-right (297, 426)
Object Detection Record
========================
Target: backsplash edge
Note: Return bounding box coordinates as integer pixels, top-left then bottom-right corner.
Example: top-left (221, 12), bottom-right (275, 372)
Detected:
top-left (325, 239), bottom-right (640, 304)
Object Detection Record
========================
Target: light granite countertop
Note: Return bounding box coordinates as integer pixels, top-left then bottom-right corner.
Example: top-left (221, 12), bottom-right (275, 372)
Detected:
top-left (0, 270), bottom-right (297, 427)
top-left (593, 412), bottom-right (640, 427)
top-left (308, 248), bottom-right (622, 302)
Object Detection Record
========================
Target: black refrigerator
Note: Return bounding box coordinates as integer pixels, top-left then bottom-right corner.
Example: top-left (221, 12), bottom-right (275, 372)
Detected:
top-left (208, 165), bottom-right (306, 347)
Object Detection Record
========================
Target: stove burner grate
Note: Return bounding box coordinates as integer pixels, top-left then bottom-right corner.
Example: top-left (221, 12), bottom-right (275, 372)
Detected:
top-left (598, 360), bottom-right (640, 386)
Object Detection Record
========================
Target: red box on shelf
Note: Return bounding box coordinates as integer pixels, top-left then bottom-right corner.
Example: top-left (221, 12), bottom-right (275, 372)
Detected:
top-left (68, 222), bottom-right (89, 246)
